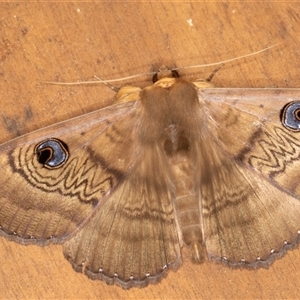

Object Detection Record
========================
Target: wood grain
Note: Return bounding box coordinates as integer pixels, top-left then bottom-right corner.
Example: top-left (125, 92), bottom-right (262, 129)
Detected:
top-left (1, 2), bottom-right (300, 299)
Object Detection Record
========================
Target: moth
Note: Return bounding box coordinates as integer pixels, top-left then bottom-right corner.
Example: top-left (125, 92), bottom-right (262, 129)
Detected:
top-left (0, 65), bottom-right (300, 289)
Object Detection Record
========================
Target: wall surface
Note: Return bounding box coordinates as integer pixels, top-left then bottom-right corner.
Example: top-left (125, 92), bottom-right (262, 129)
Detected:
top-left (1, 2), bottom-right (300, 299)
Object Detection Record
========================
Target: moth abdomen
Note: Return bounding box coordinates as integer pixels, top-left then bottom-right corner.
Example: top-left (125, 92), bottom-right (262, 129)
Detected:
top-left (166, 130), bottom-right (204, 263)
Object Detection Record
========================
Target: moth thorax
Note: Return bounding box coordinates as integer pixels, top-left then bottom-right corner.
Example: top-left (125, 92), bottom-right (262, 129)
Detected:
top-left (163, 125), bottom-right (190, 156)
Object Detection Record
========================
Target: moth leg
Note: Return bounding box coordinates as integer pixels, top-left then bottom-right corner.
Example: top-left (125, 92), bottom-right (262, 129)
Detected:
top-left (193, 64), bottom-right (224, 89)
top-left (93, 75), bottom-right (142, 104)
top-left (93, 75), bottom-right (120, 92)
top-left (206, 63), bottom-right (224, 82)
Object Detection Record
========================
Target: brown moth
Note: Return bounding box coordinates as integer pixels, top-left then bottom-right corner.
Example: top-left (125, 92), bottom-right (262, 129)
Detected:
top-left (0, 66), bottom-right (300, 289)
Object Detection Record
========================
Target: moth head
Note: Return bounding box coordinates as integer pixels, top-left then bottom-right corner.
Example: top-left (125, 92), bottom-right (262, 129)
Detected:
top-left (281, 101), bottom-right (300, 131)
top-left (152, 65), bottom-right (179, 83)
top-left (35, 138), bottom-right (69, 169)
top-left (153, 65), bottom-right (216, 89)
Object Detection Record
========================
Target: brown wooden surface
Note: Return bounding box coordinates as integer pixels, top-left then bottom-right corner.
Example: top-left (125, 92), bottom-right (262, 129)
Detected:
top-left (1, 2), bottom-right (300, 299)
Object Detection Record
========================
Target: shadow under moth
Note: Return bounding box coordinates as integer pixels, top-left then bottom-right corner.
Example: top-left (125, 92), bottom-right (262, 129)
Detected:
top-left (0, 65), bottom-right (300, 289)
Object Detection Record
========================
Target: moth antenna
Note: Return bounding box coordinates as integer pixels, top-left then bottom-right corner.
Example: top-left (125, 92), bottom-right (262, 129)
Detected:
top-left (41, 71), bottom-right (156, 85)
top-left (173, 44), bottom-right (279, 71)
top-left (42, 44), bottom-right (278, 86)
